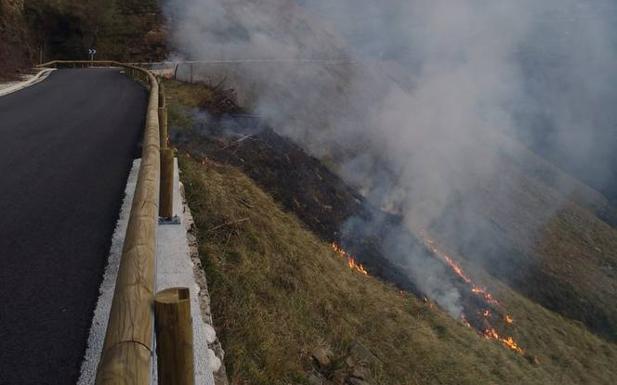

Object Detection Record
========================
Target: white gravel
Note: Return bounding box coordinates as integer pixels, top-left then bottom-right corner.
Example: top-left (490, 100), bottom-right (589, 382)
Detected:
top-left (155, 158), bottom-right (217, 385)
top-left (0, 69), bottom-right (55, 97)
top-left (77, 160), bottom-right (141, 385)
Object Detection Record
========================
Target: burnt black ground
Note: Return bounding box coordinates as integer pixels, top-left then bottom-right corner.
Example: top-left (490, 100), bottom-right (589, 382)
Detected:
top-left (0, 69), bottom-right (146, 385)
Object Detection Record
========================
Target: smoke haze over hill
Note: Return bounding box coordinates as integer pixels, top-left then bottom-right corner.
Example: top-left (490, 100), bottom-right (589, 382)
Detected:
top-left (165, 0), bottom-right (617, 316)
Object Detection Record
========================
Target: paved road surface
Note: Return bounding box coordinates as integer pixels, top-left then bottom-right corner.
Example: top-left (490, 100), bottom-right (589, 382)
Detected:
top-left (0, 69), bottom-right (146, 385)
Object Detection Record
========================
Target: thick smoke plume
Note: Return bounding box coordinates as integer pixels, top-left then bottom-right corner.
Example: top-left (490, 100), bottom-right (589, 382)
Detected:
top-left (165, 0), bottom-right (617, 316)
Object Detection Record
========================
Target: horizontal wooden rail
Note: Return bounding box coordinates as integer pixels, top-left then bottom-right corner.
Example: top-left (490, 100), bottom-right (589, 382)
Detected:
top-left (39, 60), bottom-right (161, 385)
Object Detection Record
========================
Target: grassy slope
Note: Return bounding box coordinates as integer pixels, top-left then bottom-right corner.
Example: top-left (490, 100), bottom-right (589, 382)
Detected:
top-left (169, 80), bottom-right (617, 384)
top-left (179, 155), bottom-right (617, 385)
top-left (535, 203), bottom-right (617, 337)
top-left (180, 156), bottom-right (530, 385)
top-left (438, 154), bottom-right (617, 340)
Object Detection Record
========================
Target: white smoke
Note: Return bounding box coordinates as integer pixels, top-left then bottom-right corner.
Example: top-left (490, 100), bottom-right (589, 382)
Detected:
top-left (165, 0), bottom-right (617, 316)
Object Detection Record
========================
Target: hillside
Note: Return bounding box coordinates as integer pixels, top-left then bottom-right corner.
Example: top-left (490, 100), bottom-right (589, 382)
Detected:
top-left (0, 0), bottom-right (33, 79)
top-left (430, 156), bottom-right (617, 342)
top-left (179, 154), bottom-right (617, 385)
top-left (24, 0), bottom-right (166, 62)
top-left (168, 79), bottom-right (617, 384)
top-left (0, 0), bottom-right (166, 78)
top-left (2, 0), bottom-right (615, 382)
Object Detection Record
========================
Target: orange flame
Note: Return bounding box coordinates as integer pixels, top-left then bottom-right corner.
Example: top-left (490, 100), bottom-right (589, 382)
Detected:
top-left (471, 286), bottom-right (500, 305)
top-left (419, 230), bottom-right (524, 355)
top-left (422, 232), bottom-right (500, 305)
top-left (484, 328), bottom-right (524, 354)
top-left (331, 243), bottom-right (368, 275)
top-left (420, 231), bottom-right (502, 306)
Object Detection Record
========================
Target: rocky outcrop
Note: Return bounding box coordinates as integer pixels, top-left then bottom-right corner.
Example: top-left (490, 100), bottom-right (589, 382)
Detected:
top-left (309, 342), bottom-right (378, 385)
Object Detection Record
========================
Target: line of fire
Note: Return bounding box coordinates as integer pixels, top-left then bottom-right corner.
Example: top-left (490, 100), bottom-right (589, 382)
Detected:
top-left (332, 232), bottom-right (524, 355)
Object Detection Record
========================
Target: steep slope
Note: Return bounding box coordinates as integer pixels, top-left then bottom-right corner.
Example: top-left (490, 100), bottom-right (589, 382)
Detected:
top-left (429, 146), bottom-right (617, 341)
top-left (166, 77), bottom-right (617, 342)
top-left (169, 80), bottom-right (617, 384)
top-left (179, 154), bottom-right (617, 385)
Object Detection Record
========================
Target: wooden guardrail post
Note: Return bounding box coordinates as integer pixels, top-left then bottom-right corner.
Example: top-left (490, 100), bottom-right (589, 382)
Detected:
top-left (154, 288), bottom-right (195, 385)
top-left (158, 82), bottom-right (168, 149)
top-left (160, 148), bottom-right (174, 219)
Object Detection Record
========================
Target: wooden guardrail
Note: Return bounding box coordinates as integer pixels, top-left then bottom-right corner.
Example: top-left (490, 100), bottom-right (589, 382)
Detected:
top-left (39, 60), bottom-right (162, 385)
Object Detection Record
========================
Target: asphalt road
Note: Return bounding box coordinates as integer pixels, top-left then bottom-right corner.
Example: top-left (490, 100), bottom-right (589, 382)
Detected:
top-left (0, 69), bottom-right (146, 385)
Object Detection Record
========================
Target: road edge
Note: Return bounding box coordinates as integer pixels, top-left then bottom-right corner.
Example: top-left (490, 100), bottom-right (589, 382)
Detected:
top-left (0, 68), bottom-right (56, 97)
top-left (76, 160), bottom-right (141, 385)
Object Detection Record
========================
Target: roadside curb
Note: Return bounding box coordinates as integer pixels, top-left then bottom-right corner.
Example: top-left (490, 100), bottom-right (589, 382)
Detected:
top-left (78, 158), bottom-right (222, 385)
top-left (0, 68), bottom-right (56, 97)
top-left (155, 158), bottom-right (219, 385)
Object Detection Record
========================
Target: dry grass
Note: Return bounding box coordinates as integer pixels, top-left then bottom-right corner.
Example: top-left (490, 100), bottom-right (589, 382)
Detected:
top-left (426, 154), bottom-right (617, 342)
top-left (164, 80), bottom-right (215, 132)
top-left (536, 202), bottom-right (617, 337)
top-left (165, 77), bottom-right (617, 384)
top-left (165, 79), bottom-right (215, 109)
top-left (179, 154), bottom-right (617, 385)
